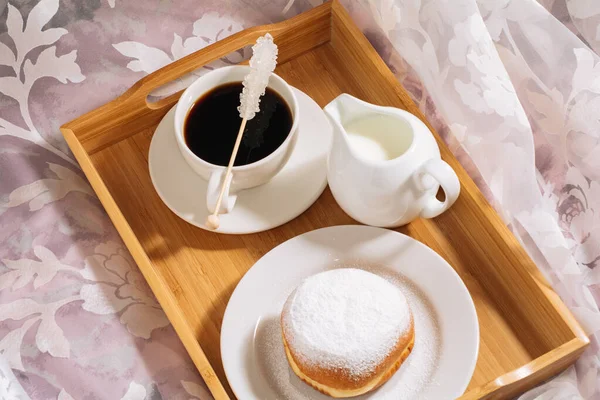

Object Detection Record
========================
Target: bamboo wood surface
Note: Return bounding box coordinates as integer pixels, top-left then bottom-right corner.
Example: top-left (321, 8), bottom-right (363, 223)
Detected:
top-left (61, 2), bottom-right (589, 399)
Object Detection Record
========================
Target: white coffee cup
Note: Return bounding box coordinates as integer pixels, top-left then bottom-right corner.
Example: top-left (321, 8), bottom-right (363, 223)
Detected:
top-left (174, 65), bottom-right (299, 214)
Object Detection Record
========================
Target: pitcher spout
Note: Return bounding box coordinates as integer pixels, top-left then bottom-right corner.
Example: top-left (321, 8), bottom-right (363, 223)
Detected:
top-left (324, 94), bottom-right (371, 149)
top-left (323, 93), bottom-right (369, 127)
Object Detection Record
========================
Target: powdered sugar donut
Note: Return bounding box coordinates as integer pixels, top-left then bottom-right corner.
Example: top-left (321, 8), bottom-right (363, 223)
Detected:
top-left (281, 268), bottom-right (415, 398)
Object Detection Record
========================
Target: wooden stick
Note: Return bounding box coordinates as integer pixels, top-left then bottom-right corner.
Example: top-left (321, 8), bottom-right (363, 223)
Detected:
top-left (206, 117), bottom-right (248, 230)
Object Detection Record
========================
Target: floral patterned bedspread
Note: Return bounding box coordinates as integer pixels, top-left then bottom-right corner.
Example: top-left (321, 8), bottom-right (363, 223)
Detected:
top-left (1, 0), bottom-right (599, 399)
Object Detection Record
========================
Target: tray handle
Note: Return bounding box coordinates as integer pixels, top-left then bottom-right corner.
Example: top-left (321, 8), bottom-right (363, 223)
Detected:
top-left (64, 2), bottom-right (333, 154)
top-left (119, 0), bottom-right (334, 109)
top-left (124, 26), bottom-right (282, 110)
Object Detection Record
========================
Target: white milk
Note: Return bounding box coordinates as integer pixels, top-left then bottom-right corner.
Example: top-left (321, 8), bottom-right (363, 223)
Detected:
top-left (344, 114), bottom-right (413, 162)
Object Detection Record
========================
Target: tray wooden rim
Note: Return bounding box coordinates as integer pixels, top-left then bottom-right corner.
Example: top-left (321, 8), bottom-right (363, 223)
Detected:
top-left (61, 2), bottom-right (589, 399)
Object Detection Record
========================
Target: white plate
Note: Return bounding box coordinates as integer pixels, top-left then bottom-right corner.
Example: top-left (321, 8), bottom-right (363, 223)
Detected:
top-left (148, 88), bottom-right (331, 234)
top-left (221, 225), bottom-right (479, 400)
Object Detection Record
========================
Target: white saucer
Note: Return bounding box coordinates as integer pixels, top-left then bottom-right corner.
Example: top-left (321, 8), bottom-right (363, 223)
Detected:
top-left (149, 88), bottom-right (331, 234)
top-left (221, 225), bottom-right (479, 400)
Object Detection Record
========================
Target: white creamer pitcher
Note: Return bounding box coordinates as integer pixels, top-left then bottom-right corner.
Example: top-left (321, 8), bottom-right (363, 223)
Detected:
top-left (324, 94), bottom-right (460, 227)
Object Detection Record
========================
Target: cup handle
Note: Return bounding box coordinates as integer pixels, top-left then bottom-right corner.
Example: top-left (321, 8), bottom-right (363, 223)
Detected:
top-left (206, 169), bottom-right (238, 214)
top-left (417, 159), bottom-right (460, 219)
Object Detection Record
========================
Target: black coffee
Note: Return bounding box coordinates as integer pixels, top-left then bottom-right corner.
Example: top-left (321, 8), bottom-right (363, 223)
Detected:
top-left (184, 82), bottom-right (293, 167)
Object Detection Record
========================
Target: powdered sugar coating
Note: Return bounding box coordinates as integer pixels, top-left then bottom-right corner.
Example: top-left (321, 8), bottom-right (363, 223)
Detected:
top-left (281, 268), bottom-right (411, 377)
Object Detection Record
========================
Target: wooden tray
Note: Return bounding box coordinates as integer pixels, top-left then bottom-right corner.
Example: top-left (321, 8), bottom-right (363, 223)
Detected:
top-left (61, 2), bottom-right (589, 399)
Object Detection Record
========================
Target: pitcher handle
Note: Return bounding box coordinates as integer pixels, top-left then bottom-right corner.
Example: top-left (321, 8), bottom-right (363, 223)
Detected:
top-left (418, 159), bottom-right (460, 219)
